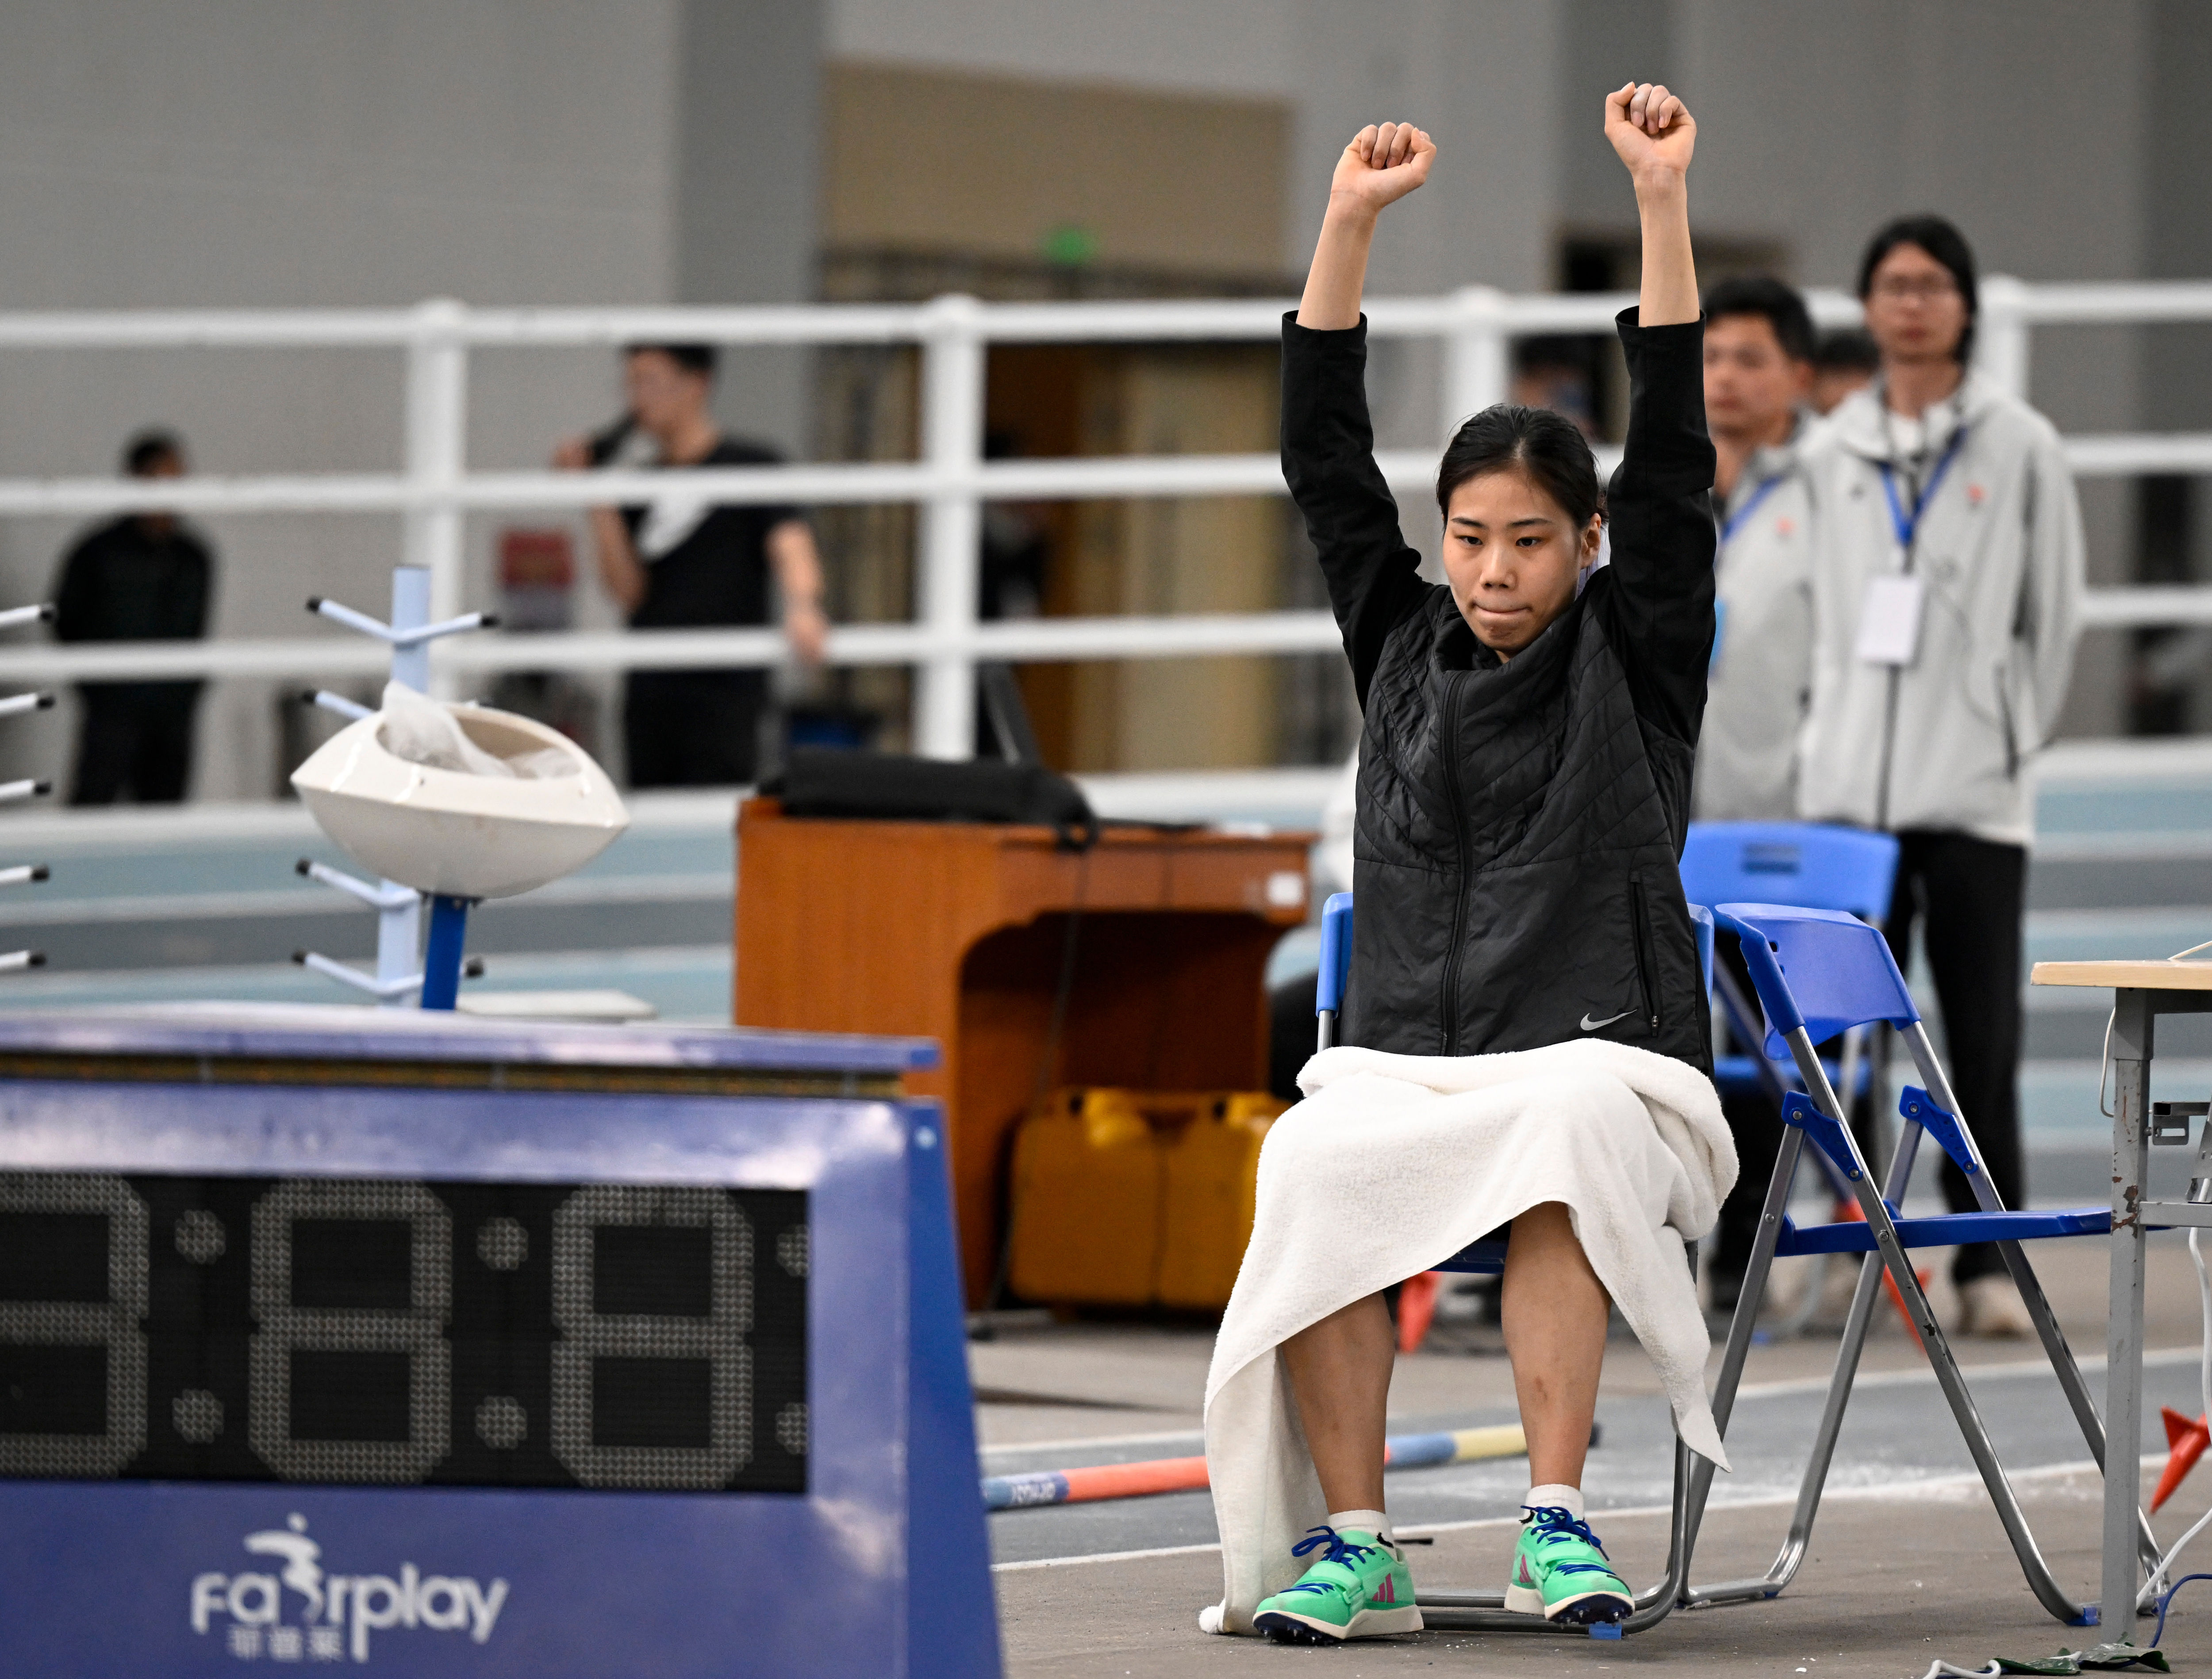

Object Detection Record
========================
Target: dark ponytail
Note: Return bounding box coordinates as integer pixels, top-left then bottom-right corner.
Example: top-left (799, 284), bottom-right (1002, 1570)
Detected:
top-left (1435, 404), bottom-right (1603, 529)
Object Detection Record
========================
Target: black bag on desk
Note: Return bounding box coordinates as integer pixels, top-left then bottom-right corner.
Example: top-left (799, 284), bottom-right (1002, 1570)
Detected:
top-left (768, 748), bottom-right (1100, 851)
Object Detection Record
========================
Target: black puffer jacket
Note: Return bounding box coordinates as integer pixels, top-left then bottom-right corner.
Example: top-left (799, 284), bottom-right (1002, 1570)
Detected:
top-left (1284, 310), bottom-right (1716, 1069)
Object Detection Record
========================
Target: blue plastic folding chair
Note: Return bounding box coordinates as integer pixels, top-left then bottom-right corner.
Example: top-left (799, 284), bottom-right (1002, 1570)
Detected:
top-left (1680, 824), bottom-right (1901, 1334)
top-left (1311, 890), bottom-right (1713, 1637)
top-left (1685, 902), bottom-right (2155, 1626)
top-left (1680, 823), bottom-right (1899, 1116)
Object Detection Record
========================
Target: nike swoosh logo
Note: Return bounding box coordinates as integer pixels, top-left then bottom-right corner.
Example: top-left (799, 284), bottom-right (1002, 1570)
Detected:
top-left (1580, 1010), bottom-right (1632, 1031)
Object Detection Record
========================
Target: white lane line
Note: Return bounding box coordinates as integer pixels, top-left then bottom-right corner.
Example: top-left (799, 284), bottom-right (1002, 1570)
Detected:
top-left (995, 1540), bottom-right (1225, 1573)
top-left (982, 1426), bottom-right (1203, 1463)
top-left (1731, 1342), bottom-right (2203, 1403)
top-left (1392, 1452), bottom-right (2157, 1542)
top-left (2038, 833), bottom-right (2212, 861)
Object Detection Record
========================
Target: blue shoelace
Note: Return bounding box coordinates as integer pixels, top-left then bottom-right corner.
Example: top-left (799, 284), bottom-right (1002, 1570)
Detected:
top-left (1280, 1525), bottom-right (1380, 1595)
top-left (1525, 1506), bottom-right (1620, 1579)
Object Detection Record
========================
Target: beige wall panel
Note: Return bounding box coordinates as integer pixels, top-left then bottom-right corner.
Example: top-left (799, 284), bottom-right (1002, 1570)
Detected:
top-left (825, 63), bottom-right (1286, 277)
top-left (1092, 349), bottom-right (1281, 770)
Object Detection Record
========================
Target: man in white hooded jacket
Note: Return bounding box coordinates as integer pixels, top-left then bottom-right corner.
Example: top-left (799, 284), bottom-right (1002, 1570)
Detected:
top-left (1797, 214), bottom-right (2083, 1337)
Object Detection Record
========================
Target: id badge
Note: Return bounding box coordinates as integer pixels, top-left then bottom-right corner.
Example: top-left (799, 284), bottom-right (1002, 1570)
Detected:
top-left (1853, 573), bottom-right (1925, 667)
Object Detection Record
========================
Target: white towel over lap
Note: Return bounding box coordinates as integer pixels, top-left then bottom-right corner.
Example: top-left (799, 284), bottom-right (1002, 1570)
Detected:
top-left (1198, 1039), bottom-right (1736, 1636)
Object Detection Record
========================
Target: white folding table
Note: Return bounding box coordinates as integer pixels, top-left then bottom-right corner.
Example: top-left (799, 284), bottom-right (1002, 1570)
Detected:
top-left (2030, 958), bottom-right (2212, 1627)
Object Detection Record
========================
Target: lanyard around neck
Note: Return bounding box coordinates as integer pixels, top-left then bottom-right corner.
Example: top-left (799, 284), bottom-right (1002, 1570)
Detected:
top-left (1719, 472), bottom-right (1785, 546)
top-left (1877, 426), bottom-right (1968, 554)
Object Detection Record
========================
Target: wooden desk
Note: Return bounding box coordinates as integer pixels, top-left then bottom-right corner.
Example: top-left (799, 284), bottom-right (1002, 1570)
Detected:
top-left (735, 799), bottom-right (1314, 1301)
top-left (2030, 958), bottom-right (2212, 1627)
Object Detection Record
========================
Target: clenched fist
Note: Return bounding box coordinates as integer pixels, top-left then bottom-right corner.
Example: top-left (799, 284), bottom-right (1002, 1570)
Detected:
top-left (1604, 82), bottom-right (1695, 182)
top-left (1327, 121), bottom-right (1436, 220)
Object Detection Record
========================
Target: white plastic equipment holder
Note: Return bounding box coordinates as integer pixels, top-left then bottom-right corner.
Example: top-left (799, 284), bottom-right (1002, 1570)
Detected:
top-left (0, 602), bottom-right (55, 972)
top-left (290, 565), bottom-right (494, 1004)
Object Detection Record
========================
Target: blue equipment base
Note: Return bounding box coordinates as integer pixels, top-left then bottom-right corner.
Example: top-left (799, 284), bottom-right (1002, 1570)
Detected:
top-left (420, 894), bottom-right (471, 1010)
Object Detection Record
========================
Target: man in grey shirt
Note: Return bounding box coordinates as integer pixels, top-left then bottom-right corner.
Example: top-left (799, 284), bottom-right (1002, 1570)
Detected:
top-left (1797, 217), bottom-right (2083, 1338)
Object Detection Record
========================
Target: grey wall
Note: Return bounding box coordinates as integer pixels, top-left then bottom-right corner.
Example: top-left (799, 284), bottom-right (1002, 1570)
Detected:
top-left (830, 0), bottom-right (2170, 630)
top-left (1557, 0), bottom-right (1673, 236)
top-left (831, 0), bottom-right (2195, 740)
top-left (1283, 2), bottom-right (1571, 567)
top-left (2142, 0), bottom-right (2212, 570)
top-left (0, 0), bottom-right (824, 801)
top-left (831, 0), bottom-right (1573, 565)
top-left (0, 0), bottom-right (2186, 800)
top-left (675, 0), bottom-right (823, 458)
top-left (0, 1), bottom-right (676, 797)
top-left (1676, 0), bottom-right (2151, 736)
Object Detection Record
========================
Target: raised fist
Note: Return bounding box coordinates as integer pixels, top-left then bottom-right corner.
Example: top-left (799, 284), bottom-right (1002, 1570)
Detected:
top-left (1327, 122), bottom-right (1436, 218)
top-left (1604, 82), bottom-right (1695, 180)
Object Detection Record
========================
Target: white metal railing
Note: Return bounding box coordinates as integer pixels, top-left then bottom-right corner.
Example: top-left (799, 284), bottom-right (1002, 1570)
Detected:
top-left (0, 279), bottom-right (2209, 757)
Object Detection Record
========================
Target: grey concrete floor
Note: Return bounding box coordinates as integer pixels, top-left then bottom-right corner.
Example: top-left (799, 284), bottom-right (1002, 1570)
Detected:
top-left (979, 1235), bottom-right (2212, 1675)
top-left (997, 1465), bottom-right (2212, 1676)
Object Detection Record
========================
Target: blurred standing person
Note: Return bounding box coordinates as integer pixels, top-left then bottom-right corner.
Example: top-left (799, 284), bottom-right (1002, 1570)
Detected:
top-left (1810, 327), bottom-right (1879, 416)
top-left (1798, 216), bottom-right (2084, 1337)
top-left (554, 344), bottom-right (828, 788)
top-left (53, 429), bottom-right (214, 804)
top-left (1694, 276), bottom-right (1818, 825)
top-left (1692, 276), bottom-right (1819, 1312)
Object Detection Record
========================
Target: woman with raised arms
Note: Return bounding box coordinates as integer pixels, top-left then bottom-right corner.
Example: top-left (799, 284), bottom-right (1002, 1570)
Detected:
top-left (1243, 82), bottom-right (1716, 1641)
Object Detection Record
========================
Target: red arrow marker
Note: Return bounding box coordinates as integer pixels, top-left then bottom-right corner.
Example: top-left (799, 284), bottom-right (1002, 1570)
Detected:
top-left (1397, 1271), bottom-right (1444, 1354)
top-left (2154, 1406), bottom-right (2210, 1513)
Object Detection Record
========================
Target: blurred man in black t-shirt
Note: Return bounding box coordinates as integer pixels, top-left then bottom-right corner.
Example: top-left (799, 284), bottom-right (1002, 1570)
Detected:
top-left (554, 343), bottom-right (826, 787)
top-left (52, 428), bottom-right (215, 804)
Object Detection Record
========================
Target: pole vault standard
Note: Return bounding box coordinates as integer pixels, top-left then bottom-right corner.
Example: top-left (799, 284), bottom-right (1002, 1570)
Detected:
top-left (290, 566), bottom-right (495, 1005)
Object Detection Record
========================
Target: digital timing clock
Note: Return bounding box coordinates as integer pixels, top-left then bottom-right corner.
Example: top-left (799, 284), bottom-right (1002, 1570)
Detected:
top-left (0, 1174), bottom-right (809, 1492)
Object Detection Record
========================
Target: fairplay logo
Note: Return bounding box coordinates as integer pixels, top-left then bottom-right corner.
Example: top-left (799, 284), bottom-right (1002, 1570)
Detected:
top-left (189, 1514), bottom-right (509, 1663)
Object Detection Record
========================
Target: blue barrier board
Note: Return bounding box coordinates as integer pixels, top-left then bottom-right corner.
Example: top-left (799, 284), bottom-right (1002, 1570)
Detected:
top-left (0, 1004), bottom-right (997, 1678)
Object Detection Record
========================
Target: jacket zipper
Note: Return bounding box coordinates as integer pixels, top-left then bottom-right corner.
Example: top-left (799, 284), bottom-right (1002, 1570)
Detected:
top-left (1873, 463), bottom-right (1919, 832)
top-left (1437, 672), bottom-right (1471, 1054)
top-left (1629, 870), bottom-right (1660, 1034)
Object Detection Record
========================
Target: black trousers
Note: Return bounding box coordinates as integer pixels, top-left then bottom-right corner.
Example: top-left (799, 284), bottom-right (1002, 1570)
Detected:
top-left (1713, 936), bottom-right (1785, 1293)
top-left (1884, 829), bottom-right (2027, 1286)
top-left (1267, 975), bottom-right (1317, 1104)
top-left (622, 671), bottom-right (765, 789)
top-left (1712, 829), bottom-right (2026, 1292)
top-left (69, 685), bottom-right (198, 805)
